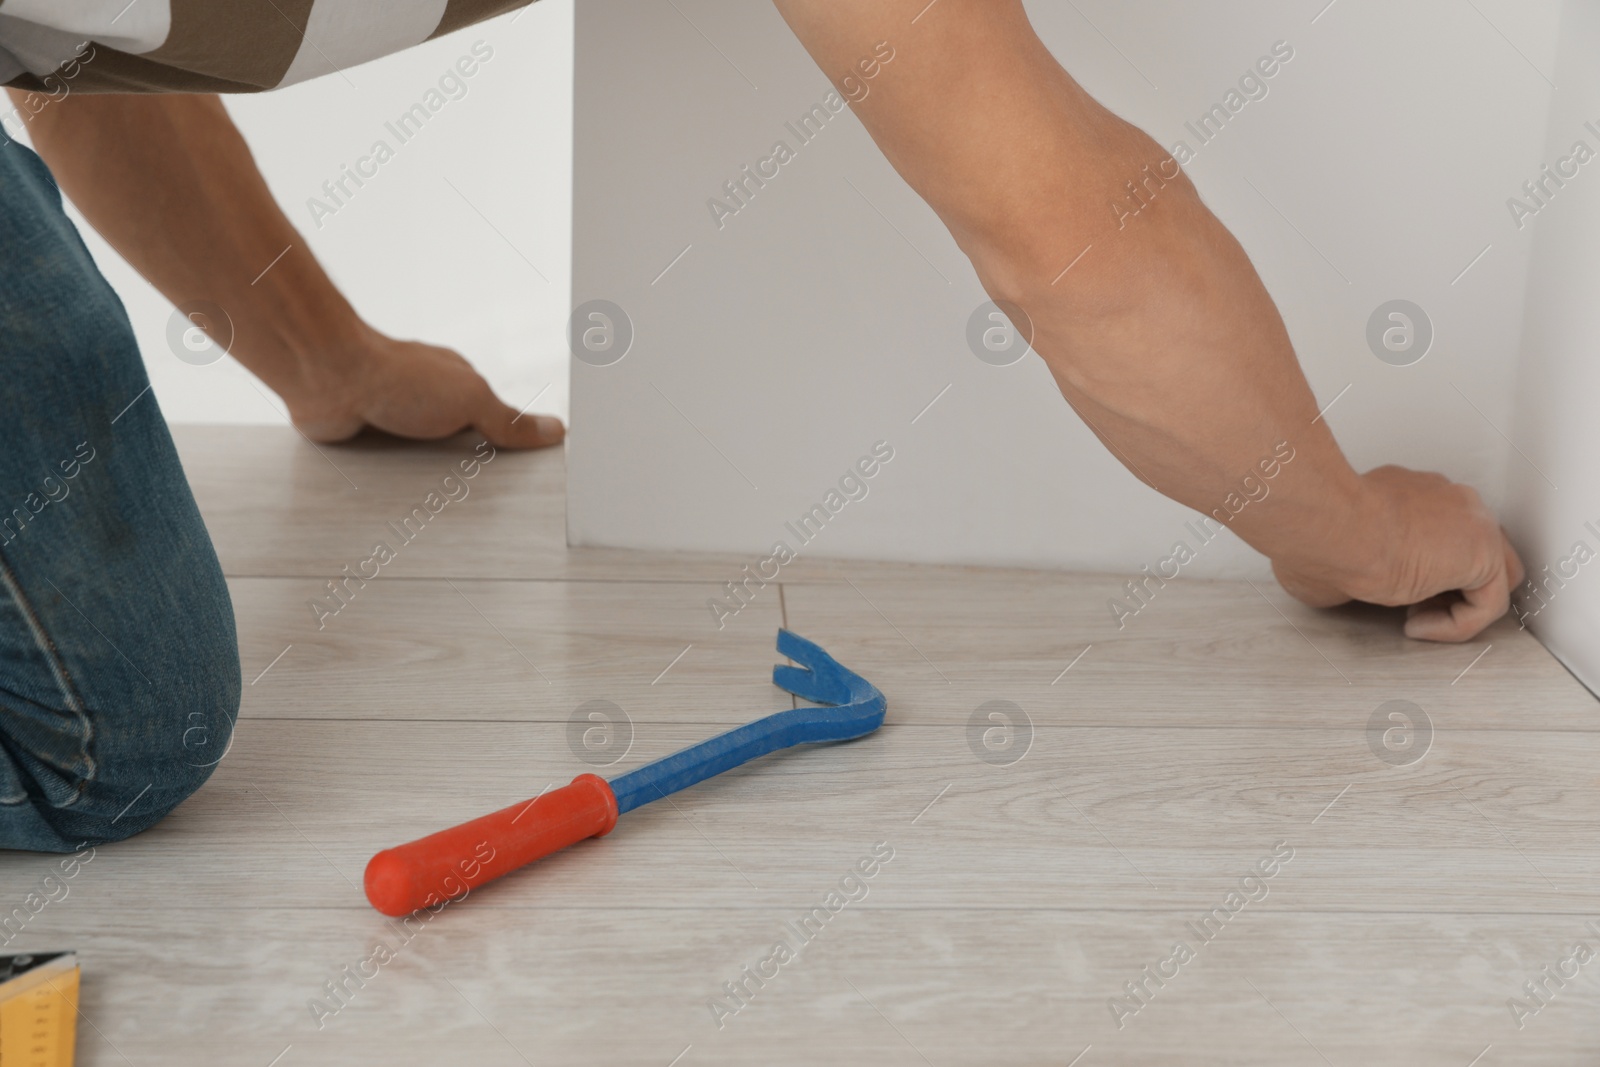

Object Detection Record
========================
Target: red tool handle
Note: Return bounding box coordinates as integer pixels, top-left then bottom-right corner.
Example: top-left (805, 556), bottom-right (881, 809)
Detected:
top-left (363, 773), bottom-right (618, 916)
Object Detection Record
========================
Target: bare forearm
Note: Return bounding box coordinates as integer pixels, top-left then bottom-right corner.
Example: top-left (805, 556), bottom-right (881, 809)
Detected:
top-left (1001, 145), bottom-right (1371, 580)
top-left (14, 89), bottom-right (562, 449)
top-left (11, 90), bottom-right (368, 405)
top-left (774, 0), bottom-right (1376, 585)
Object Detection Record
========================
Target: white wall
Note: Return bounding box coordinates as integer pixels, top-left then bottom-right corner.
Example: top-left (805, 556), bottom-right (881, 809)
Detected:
top-left (568, 0), bottom-right (1559, 578)
top-left (17, 0), bottom-right (573, 427)
top-left (1508, 0), bottom-right (1600, 693)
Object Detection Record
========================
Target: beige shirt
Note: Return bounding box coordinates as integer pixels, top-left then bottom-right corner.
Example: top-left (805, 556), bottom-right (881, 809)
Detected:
top-left (0, 0), bottom-right (530, 94)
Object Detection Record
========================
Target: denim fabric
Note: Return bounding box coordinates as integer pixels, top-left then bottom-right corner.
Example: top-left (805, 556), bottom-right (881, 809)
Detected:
top-left (0, 135), bottom-right (239, 852)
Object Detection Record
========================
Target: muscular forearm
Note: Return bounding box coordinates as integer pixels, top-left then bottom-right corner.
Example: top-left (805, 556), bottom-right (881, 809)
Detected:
top-left (775, 0), bottom-right (1376, 587)
top-left (12, 90), bottom-right (367, 404)
top-left (12, 89), bottom-right (561, 448)
top-left (776, 0), bottom-right (1526, 640)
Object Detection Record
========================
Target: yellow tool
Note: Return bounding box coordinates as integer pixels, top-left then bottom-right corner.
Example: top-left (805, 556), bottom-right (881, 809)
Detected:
top-left (0, 952), bottom-right (79, 1067)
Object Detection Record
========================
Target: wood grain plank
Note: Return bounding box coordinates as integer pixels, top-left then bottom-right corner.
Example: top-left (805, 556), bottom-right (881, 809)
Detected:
top-left (232, 576), bottom-right (789, 722)
top-left (780, 576), bottom-right (1600, 730)
top-left (5, 719), bottom-right (1596, 913)
top-left (231, 570), bottom-right (1598, 731)
top-left (13, 424), bottom-right (1571, 1066)
top-left (175, 425), bottom-right (1005, 584)
top-left (11, 906), bottom-right (1595, 1066)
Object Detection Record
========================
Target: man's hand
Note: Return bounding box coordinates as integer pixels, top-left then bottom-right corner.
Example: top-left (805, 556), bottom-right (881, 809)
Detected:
top-left (282, 326), bottom-right (563, 448)
top-left (1271, 467), bottom-right (1525, 642)
top-left (13, 89), bottom-right (565, 451)
top-left (773, 0), bottom-right (1522, 641)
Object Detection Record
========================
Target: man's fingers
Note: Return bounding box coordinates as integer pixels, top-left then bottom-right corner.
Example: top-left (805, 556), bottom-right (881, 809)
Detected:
top-left (1403, 550), bottom-right (1510, 643)
top-left (1402, 529), bottom-right (1525, 642)
top-left (472, 390), bottom-right (565, 450)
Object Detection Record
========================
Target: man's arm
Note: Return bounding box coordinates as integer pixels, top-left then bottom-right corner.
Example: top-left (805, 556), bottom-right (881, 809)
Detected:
top-left (773, 0), bottom-right (1522, 641)
top-left (11, 90), bottom-right (563, 449)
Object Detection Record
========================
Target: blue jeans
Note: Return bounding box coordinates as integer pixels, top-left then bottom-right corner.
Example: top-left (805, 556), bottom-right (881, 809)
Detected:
top-left (0, 136), bottom-right (240, 852)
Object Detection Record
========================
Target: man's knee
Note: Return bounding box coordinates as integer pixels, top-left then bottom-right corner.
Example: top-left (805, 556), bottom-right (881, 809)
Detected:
top-left (0, 607), bottom-right (241, 851)
top-left (83, 618), bottom-right (242, 843)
